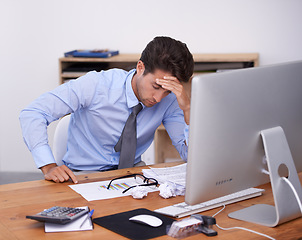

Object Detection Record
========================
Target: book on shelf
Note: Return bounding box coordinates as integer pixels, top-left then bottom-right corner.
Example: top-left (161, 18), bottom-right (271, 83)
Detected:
top-left (64, 49), bottom-right (119, 58)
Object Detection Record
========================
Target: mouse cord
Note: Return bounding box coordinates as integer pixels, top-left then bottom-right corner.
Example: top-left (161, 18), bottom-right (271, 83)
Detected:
top-left (212, 205), bottom-right (275, 240)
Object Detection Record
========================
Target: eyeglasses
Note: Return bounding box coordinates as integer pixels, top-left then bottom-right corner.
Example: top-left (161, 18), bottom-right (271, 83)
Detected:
top-left (107, 173), bottom-right (158, 193)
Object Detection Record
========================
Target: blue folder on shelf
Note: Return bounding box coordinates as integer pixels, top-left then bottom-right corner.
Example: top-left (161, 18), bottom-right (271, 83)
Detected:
top-left (64, 50), bottom-right (119, 58)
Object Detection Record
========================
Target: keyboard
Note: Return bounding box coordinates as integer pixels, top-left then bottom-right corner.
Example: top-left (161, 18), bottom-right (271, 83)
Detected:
top-left (155, 187), bottom-right (264, 218)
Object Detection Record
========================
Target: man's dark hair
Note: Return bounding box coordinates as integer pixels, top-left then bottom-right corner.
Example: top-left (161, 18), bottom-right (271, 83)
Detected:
top-left (140, 36), bottom-right (194, 83)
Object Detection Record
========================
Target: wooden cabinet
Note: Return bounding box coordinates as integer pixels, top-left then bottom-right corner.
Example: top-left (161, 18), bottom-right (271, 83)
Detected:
top-left (59, 54), bottom-right (140, 84)
top-left (59, 53), bottom-right (259, 163)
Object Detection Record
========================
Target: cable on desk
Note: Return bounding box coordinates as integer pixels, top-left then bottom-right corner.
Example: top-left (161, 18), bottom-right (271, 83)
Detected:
top-left (281, 177), bottom-right (302, 214)
top-left (212, 205), bottom-right (276, 240)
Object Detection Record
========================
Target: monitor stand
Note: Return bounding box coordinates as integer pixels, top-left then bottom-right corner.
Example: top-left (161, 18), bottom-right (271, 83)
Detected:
top-left (228, 126), bottom-right (302, 227)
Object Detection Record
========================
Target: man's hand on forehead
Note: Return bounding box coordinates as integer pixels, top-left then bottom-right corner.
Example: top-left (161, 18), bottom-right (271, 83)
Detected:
top-left (156, 76), bottom-right (182, 96)
top-left (156, 76), bottom-right (190, 125)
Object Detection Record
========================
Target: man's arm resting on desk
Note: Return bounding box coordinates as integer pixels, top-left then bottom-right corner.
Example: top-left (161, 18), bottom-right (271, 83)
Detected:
top-left (30, 145), bottom-right (78, 184)
top-left (40, 163), bottom-right (78, 184)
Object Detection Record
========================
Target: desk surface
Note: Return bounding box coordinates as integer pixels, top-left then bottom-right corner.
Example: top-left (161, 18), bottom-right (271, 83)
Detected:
top-left (0, 163), bottom-right (301, 240)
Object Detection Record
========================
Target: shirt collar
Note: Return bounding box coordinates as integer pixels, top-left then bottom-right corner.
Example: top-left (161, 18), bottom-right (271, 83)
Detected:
top-left (126, 69), bottom-right (143, 109)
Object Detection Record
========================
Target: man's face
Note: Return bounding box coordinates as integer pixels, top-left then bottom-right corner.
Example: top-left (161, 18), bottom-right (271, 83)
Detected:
top-left (134, 69), bottom-right (172, 107)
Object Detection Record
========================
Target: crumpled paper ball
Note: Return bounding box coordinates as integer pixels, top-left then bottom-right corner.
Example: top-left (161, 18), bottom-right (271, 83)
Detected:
top-left (130, 186), bottom-right (149, 199)
top-left (158, 182), bottom-right (185, 199)
top-left (159, 182), bottom-right (176, 199)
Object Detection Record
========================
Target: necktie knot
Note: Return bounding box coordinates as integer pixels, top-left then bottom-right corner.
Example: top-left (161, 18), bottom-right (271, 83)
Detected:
top-left (132, 103), bottom-right (143, 116)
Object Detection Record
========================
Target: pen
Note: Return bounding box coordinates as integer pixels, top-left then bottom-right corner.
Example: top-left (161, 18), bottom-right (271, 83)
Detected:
top-left (80, 209), bottom-right (94, 228)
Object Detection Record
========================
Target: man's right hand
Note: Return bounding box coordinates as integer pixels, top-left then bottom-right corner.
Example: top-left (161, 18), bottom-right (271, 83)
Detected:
top-left (40, 163), bottom-right (78, 184)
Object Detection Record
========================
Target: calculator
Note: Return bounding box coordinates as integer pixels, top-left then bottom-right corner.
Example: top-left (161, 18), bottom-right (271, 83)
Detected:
top-left (26, 206), bottom-right (89, 224)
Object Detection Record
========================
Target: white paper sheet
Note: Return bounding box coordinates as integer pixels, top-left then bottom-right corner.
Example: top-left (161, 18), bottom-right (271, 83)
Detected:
top-left (69, 178), bottom-right (158, 201)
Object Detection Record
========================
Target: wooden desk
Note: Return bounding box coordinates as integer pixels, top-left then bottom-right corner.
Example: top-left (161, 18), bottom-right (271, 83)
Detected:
top-left (0, 163), bottom-right (301, 240)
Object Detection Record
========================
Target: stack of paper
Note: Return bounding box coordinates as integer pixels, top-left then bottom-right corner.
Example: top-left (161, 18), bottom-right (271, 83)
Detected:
top-left (142, 163), bottom-right (187, 188)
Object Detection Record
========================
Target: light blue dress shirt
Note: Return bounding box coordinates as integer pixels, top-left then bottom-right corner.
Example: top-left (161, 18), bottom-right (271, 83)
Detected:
top-left (20, 69), bottom-right (188, 171)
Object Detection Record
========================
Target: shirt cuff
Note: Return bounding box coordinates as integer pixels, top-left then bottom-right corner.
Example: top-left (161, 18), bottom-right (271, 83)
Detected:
top-left (31, 144), bottom-right (56, 169)
top-left (184, 123), bottom-right (189, 146)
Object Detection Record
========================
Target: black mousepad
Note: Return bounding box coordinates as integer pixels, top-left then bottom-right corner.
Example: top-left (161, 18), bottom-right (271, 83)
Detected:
top-left (93, 208), bottom-right (174, 240)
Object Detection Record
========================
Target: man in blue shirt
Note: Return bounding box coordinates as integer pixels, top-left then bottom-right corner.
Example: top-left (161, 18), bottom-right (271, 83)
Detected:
top-left (19, 36), bottom-right (194, 183)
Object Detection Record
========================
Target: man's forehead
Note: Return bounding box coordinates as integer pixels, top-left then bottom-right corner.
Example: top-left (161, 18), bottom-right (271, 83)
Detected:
top-left (152, 69), bottom-right (172, 78)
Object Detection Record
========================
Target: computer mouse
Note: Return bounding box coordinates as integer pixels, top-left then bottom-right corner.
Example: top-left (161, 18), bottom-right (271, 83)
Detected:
top-left (129, 214), bottom-right (163, 227)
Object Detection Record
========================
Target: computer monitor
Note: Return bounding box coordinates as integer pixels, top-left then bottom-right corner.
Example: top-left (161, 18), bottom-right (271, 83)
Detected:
top-left (186, 60), bottom-right (302, 227)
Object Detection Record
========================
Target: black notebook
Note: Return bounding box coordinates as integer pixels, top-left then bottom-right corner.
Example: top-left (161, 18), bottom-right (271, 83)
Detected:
top-left (93, 208), bottom-right (174, 240)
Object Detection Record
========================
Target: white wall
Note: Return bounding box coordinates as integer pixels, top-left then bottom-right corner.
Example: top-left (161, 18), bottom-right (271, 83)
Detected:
top-left (0, 0), bottom-right (301, 172)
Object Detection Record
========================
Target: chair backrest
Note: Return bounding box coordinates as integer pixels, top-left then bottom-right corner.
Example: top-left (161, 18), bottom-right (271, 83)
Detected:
top-left (53, 115), bottom-right (71, 166)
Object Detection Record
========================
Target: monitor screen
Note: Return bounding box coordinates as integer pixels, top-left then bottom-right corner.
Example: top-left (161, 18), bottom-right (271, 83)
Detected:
top-left (186, 60), bottom-right (302, 210)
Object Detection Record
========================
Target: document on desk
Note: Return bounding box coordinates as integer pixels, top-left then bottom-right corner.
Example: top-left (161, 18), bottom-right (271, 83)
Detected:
top-left (69, 178), bottom-right (158, 201)
top-left (142, 163), bottom-right (187, 187)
